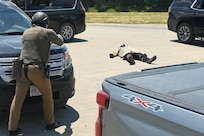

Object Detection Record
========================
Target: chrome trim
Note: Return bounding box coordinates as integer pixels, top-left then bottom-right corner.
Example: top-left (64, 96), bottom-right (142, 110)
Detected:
top-left (191, 0), bottom-right (204, 11)
top-left (0, 53), bottom-right (72, 83)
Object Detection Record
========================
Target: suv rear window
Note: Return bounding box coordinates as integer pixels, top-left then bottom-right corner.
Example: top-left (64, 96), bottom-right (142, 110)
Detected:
top-left (16, 0), bottom-right (76, 10)
top-left (193, 0), bottom-right (204, 9)
top-left (171, 0), bottom-right (194, 7)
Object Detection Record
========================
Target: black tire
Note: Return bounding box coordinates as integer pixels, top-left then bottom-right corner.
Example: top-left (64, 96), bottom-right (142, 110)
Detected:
top-left (177, 23), bottom-right (195, 44)
top-left (59, 23), bottom-right (75, 42)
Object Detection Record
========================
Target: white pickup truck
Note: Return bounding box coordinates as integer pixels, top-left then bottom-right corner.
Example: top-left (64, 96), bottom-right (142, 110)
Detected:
top-left (96, 62), bottom-right (204, 136)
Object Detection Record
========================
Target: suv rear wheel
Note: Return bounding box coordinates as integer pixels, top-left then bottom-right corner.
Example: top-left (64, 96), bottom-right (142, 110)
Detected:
top-left (60, 23), bottom-right (75, 42)
top-left (177, 23), bottom-right (195, 44)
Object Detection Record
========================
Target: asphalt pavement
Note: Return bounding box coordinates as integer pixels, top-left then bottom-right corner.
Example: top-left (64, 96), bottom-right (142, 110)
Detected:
top-left (67, 24), bottom-right (204, 136)
top-left (1, 24), bottom-right (204, 136)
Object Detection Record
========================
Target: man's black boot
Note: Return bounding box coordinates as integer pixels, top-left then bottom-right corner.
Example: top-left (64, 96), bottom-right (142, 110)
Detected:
top-left (9, 128), bottom-right (23, 136)
top-left (45, 122), bottom-right (61, 130)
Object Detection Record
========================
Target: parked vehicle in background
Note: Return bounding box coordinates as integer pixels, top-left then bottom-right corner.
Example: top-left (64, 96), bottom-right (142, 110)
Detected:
top-left (7, 0), bottom-right (86, 42)
top-left (0, 0), bottom-right (75, 113)
top-left (167, 0), bottom-right (204, 44)
top-left (96, 62), bottom-right (204, 136)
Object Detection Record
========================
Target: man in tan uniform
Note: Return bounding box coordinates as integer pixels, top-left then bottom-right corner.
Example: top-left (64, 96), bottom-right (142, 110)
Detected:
top-left (8, 12), bottom-right (64, 136)
top-left (109, 44), bottom-right (157, 65)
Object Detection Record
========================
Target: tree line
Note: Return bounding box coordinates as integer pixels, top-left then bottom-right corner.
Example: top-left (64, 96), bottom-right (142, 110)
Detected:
top-left (82, 0), bottom-right (173, 12)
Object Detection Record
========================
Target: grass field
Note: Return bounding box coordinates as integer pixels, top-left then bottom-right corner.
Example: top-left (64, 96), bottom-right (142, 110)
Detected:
top-left (86, 12), bottom-right (168, 24)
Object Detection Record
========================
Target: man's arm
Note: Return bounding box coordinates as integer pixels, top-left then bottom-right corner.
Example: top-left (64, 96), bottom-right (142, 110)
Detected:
top-left (109, 49), bottom-right (119, 58)
top-left (47, 29), bottom-right (64, 46)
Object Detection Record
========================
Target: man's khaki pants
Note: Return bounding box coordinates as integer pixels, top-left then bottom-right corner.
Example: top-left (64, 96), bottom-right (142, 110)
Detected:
top-left (8, 65), bottom-right (54, 131)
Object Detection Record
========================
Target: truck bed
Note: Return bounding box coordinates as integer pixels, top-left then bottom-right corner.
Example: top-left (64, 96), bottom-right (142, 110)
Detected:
top-left (105, 62), bottom-right (204, 115)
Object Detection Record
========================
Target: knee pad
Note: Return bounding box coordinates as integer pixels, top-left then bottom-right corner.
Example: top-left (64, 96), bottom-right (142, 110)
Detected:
top-left (126, 54), bottom-right (135, 65)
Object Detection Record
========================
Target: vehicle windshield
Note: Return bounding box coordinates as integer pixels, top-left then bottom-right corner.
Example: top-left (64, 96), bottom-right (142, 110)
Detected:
top-left (0, 8), bottom-right (31, 35)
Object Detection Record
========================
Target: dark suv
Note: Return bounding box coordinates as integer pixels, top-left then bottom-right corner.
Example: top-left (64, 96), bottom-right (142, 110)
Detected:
top-left (168, 0), bottom-right (204, 44)
top-left (0, 1), bottom-right (75, 113)
top-left (10, 0), bottom-right (86, 42)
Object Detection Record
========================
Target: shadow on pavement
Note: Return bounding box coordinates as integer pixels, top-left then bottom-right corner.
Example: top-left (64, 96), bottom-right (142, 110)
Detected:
top-left (64, 38), bottom-right (88, 43)
top-left (0, 105), bottom-right (79, 136)
top-left (170, 39), bottom-right (204, 47)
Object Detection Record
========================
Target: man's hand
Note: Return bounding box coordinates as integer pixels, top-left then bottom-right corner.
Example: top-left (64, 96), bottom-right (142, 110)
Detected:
top-left (57, 34), bottom-right (64, 42)
top-left (109, 54), bottom-right (115, 58)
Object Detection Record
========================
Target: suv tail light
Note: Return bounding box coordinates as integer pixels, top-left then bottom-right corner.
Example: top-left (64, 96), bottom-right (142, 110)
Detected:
top-left (80, 1), bottom-right (86, 13)
top-left (82, 7), bottom-right (86, 14)
top-left (95, 90), bottom-right (110, 136)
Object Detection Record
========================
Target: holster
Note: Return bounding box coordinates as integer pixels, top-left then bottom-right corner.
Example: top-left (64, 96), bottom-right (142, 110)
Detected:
top-left (12, 59), bottom-right (23, 79)
top-left (45, 65), bottom-right (50, 78)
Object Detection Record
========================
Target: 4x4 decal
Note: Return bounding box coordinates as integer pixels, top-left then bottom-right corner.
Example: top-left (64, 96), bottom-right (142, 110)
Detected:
top-left (122, 94), bottom-right (164, 112)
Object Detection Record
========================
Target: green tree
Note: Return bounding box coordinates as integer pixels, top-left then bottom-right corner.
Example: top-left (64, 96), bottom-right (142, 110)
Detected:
top-left (81, 0), bottom-right (172, 12)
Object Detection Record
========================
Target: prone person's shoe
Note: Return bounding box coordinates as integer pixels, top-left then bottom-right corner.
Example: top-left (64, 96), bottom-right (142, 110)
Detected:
top-left (147, 56), bottom-right (157, 64)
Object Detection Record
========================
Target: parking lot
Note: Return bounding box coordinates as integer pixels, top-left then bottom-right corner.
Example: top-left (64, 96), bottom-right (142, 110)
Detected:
top-left (1, 24), bottom-right (204, 136)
